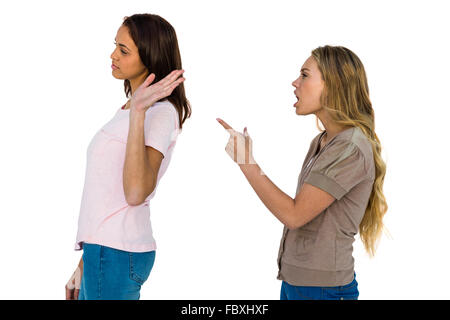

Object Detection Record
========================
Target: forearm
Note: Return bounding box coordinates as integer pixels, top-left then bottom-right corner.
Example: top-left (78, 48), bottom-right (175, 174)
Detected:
top-left (123, 111), bottom-right (155, 205)
top-left (238, 163), bottom-right (295, 228)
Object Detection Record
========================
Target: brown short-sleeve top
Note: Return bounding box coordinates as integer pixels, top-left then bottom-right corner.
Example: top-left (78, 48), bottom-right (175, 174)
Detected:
top-left (276, 126), bottom-right (375, 286)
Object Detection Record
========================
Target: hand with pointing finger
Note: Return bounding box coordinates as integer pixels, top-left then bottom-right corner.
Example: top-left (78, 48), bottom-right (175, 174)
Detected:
top-left (130, 69), bottom-right (185, 113)
top-left (216, 118), bottom-right (256, 165)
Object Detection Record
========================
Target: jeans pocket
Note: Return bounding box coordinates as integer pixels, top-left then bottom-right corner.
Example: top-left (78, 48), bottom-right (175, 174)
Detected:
top-left (292, 286), bottom-right (316, 300)
top-left (129, 250), bottom-right (156, 285)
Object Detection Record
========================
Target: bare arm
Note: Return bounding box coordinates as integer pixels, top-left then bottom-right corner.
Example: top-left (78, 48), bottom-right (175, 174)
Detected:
top-left (123, 111), bottom-right (158, 205)
top-left (239, 163), bottom-right (296, 228)
top-left (239, 163), bottom-right (335, 229)
top-left (216, 118), bottom-right (336, 230)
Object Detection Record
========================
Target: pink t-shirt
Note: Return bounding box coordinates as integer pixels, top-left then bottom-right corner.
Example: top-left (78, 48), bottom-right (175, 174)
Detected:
top-left (74, 100), bottom-right (180, 252)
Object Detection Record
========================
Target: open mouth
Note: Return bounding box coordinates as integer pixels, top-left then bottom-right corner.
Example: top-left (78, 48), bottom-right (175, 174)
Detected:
top-left (293, 95), bottom-right (300, 107)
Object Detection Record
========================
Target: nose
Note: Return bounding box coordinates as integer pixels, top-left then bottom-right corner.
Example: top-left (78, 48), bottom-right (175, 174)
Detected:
top-left (110, 48), bottom-right (119, 61)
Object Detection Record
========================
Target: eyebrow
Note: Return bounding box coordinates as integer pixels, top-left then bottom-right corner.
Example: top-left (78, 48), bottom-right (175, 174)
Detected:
top-left (301, 68), bottom-right (310, 72)
top-left (114, 37), bottom-right (131, 51)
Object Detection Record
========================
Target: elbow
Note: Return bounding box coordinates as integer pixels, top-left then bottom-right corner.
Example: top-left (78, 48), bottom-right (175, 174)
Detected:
top-left (285, 208), bottom-right (303, 230)
top-left (286, 219), bottom-right (303, 231)
top-left (125, 183), bottom-right (156, 206)
top-left (125, 193), bottom-right (143, 206)
top-left (124, 185), bottom-right (145, 206)
top-left (286, 220), bottom-right (299, 231)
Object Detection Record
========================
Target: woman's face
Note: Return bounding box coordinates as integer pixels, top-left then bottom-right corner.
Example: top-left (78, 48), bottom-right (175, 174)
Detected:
top-left (110, 25), bottom-right (148, 81)
top-left (292, 55), bottom-right (325, 115)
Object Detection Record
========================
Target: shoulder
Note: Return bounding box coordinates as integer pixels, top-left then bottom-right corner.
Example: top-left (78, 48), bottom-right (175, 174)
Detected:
top-left (144, 100), bottom-right (180, 135)
top-left (330, 127), bottom-right (371, 155)
top-left (149, 100), bottom-right (177, 114)
top-left (331, 127), bottom-right (375, 179)
top-left (145, 100), bottom-right (178, 120)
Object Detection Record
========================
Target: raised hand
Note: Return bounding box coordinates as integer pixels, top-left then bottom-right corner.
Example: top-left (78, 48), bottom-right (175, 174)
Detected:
top-left (130, 69), bottom-right (185, 113)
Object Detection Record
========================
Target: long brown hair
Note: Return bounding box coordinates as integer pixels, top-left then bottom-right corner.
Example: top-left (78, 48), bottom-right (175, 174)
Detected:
top-left (122, 13), bottom-right (191, 129)
top-left (312, 45), bottom-right (388, 257)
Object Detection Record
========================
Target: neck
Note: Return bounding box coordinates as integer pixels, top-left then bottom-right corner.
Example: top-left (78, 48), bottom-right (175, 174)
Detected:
top-left (316, 109), bottom-right (352, 143)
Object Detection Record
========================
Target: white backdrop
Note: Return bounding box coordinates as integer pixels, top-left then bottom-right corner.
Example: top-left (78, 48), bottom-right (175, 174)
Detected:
top-left (0, 0), bottom-right (449, 300)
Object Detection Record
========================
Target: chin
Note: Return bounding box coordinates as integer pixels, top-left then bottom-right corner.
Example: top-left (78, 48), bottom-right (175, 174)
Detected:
top-left (296, 107), bottom-right (312, 116)
top-left (111, 72), bottom-right (125, 80)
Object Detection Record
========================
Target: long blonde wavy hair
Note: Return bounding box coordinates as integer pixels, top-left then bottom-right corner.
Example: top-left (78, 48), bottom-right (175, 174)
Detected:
top-left (311, 45), bottom-right (388, 257)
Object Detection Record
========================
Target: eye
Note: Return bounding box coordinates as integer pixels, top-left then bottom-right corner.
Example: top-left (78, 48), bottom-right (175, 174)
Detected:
top-left (301, 73), bottom-right (307, 78)
top-left (113, 42), bottom-right (127, 55)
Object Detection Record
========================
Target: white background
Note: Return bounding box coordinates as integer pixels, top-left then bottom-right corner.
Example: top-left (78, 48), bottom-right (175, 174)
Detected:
top-left (0, 0), bottom-right (449, 300)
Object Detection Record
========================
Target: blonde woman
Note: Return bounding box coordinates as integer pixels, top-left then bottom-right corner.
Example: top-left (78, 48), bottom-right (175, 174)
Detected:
top-left (217, 45), bottom-right (387, 300)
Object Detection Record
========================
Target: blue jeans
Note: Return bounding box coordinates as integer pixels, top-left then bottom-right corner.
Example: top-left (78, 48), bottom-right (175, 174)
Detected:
top-left (280, 273), bottom-right (359, 300)
top-left (78, 242), bottom-right (156, 300)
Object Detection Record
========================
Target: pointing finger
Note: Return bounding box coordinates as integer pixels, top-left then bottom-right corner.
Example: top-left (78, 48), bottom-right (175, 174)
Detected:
top-left (217, 118), bottom-right (238, 137)
top-left (216, 118), bottom-right (236, 131)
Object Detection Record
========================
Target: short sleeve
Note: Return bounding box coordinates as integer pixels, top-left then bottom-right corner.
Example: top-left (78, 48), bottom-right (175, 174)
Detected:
top-left (144, 103), bottom-right (179, 158)
top-left (304, 140), bottom-right (367, 200)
